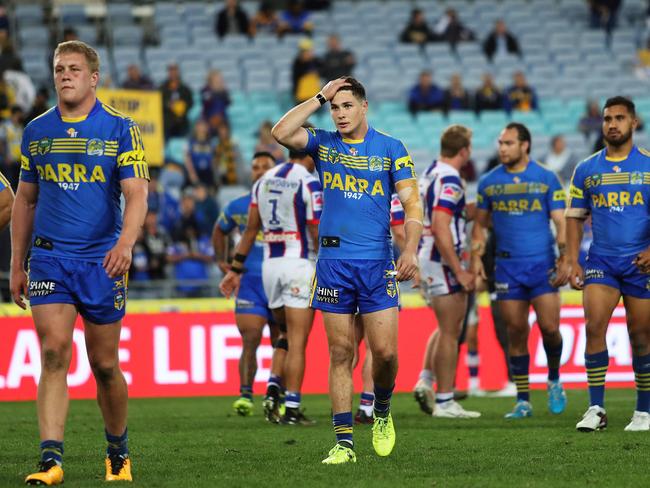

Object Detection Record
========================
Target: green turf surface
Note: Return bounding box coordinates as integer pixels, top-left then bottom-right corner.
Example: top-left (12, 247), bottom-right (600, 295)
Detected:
top-left (2, 389), bottom-right (648, 487)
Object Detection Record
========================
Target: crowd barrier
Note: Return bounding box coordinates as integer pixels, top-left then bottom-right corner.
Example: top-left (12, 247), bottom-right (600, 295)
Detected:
top-left (0, 292), bottom-right (634, 401)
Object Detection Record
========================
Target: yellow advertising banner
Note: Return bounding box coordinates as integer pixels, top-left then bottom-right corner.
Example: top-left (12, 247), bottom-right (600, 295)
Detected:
top-left (97, 88), bottom-right (164, 166)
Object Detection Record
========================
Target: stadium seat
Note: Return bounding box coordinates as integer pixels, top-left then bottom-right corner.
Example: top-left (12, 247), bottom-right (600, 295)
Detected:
top-left (59, 4), bottom-right (87, 26)
top-left (15, 4), bottom-right (44, 26)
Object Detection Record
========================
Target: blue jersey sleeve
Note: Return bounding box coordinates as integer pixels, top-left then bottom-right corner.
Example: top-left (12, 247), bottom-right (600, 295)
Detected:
top-left (476, 175), bottom-right (490, 210)
top-left (546, 170), bottom-right (567, 211)
top-left (19, 127), bottom-right (38, 184)
top-left (216, 201), bottom-right (237, 233)
top-left (117, 119), bottom-right (150, 181)
top-left (390, 140), bottom-right (417, 183)
top-left (436, 175), bottom-right (464, 214)
top-left (304, 127), bottom-right (324, 158)
top-left (567, 162), bottom-right (589, 217)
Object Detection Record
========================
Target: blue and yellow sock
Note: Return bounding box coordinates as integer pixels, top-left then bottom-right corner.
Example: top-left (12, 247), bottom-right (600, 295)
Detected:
top-left (106, 428), bottom-right (129, 458)
top-left (40, 440), bottom-right (63, 466)
top-left (360, 391), bottom-right (374, 414)
top-left (285, 391), bottom-right (301, 409)
top-left (543, 339), bottom-right (563, 382)
top-left (585, 350), bottom-right (608, 408)
top-left (510, 354), bottom-right (530, 402)
top-left (373, 384), bottom-right (394, 418)
top-left (467, 351), bottom-right (479, 378)
top-left (633, 353), bottom-right (650, 412)
top-left (332, 412), bottom-right (353, 448)
top-left (240, 385), bottom-right (252, 400)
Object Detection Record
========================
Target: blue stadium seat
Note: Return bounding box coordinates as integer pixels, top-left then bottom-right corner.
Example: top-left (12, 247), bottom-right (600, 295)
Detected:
top-left (19, 26), bottom-right (49, 48)
top-left (59, 4), bottom-right (87, 25)
top-left (107, 3), bottom-right (134, 25)
top-left (112, 25), bottom-right (144, 47)
top-left (15, 4), bottom-right (44, 26)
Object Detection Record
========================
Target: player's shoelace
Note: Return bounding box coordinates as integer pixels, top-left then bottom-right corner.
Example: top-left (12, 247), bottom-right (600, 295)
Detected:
top-left (108, 454), bottom-right (126, 475)
top-left (37, 459), bottom-right (58, 473)
top-left (373, 416), bottom-right (390, 438)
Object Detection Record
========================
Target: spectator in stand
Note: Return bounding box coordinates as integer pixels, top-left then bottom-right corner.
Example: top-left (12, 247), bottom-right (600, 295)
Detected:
top-left (215, 0), bottom-right (250, 38)
top-left (62, 26), bottom-right (79, 42)
top-left (25, 87), bottom-right (49, 125)
top-left (0, 6), bottom-right (9, 34)
top-left (122, 64), bottom-right (154, 90)
top-left (543, 135), bottom-right (579, 183)
top-left (215, 124), bottom-right (243, 186)
top-left (483, 19), bottom-right (522, 62)
top-left (168, 205), bottom-right (214, 297)
top-left (433, 8), bottom-right (475, 47)
top-left (0, 30), bottom-right (18, 74)
top-left (320, 34), bottom-right (356, 81)
top-left (474, 73), bottom-right (503, 112)
top-left (589, 0), bottom-right (621, 34)
top-left (578, 99), bottom-right (602, 141)
top-left (444, 73), bottom-right (472, 112)
top-left (4, 59), bottom-right (35, 113)
top-left (292, 38), bottom-right (321, 104)
top-left (201, 69), bottom-right (230, 135)
top-left (142, 211), bottom-right (171, 281)
top-left (0, 105), bottom-right (23, 189)
top-left (250, 1), bottom-right (281, 36)
top-left (279, 0), bottom-right (314, 36)
top-left (635, 36), bottom-right (650, 80)
top-left (504, 71), bottom-right (538, 112)
top-left (186, 119), bottom-right (217, 189)
top-left (148, 171), bottom-right (183, 235)
top-left (400, 8), bottom-right (436, 46)
top-left (161, 63), bottom-right (194, 137)
top-left (192, 184), bottom-right (220, 237)
top-left (254, 120), bottom-right (285, 162)
top-left (408, 70), bottom-right (445, 115)
top-left (130, 229), bottom-right (152, 283)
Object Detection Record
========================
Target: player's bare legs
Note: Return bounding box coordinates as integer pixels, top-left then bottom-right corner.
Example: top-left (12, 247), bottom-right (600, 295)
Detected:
top-left (363, 308), bottom-right (399, 391)
top-left (84, 319), bottom-right (128, 437)
top-left (622, 295), bottom-right (650, 430)
top-left (324, 312), bottom-right (356, 413)
top-left (232, 313), bottom-right (266, 414)
top-left (353, 316), bottom-right (375, 423)
top-left (432, 293), bottom-right (466, 396)
top-left (283, 306), bottom-right (314, 396)
top-left (33, 304), bottom-right (78, 442)
top-left (414, 329), bottom-right (438, 414)
top-left (584, 285), bottom-right (620, 354)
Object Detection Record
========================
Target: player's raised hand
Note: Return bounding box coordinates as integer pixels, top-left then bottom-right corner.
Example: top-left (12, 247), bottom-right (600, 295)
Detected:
top-left (9, 266), bottom-right (28, 310)
top-left (456, 268), bottom-right (475, 292)
top-left (551, 256), bottom-right (571, 287)
top-left (219, 271), bottom-right (241, 298)
top-left (396, 250), bottom-right (418, 282)
top-left (103, 240), bottom-right (132, 279)
top-left (633, 248), bottom-right (650, 274)
top-left (320, 77), bottom-right (352, 101)
top-left (568, 260), bottom-right (584, 290)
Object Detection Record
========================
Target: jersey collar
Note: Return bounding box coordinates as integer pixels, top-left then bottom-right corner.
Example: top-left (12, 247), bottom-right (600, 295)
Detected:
top-left (56, 98), bottom-right (101, 123)
top-left (340, 126), bottom-right (372, 144)
top-left (604, 145), bottom-right (636, 162)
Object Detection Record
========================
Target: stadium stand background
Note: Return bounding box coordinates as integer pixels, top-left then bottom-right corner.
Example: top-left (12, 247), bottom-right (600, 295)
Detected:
top-left (4, 0), bottom-right (650, 298)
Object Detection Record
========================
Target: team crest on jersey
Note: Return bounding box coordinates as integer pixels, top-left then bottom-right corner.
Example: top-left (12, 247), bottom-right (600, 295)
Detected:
top-left (631, 171), bottom-right (643, 185)
top-left (369, 156), bottom-right (383, 172)
top-left (646, 279), bottom-right (650, 291)
top-left (612, 165), bottom-right (621, 173)
top-left (349, 147), bottom-right (358, 156)
top-left (327, 147), bottom-right (340, 164)
top-left (528, 182), bottom-right (544, 194)
top-left (87, 138), bottom-right (105, 156)
top-left (513, 176), bottom-right (521, 183)
top-left (37, 137), bottom-right (52, 155)
top-left (114, 290), bottom-right (125, 311)
top-left (493, 184), bottom-right (504, 195)
top-left (386, 280), bottom-right (397, 298)
top-left (591, 174), bottom-right (601, 187)
top-left (66, 128), bottom-right (78, 138)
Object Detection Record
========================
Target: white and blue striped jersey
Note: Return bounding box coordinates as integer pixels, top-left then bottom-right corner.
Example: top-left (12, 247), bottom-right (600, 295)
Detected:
top-left (251, 162), bottom-right (322, 259)
top-left (418, 160), bottom-right (466, 263)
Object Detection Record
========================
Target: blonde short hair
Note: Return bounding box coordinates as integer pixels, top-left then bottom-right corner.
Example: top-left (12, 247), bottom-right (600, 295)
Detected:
top-left (53, 40), bottom-right (100, 73)
top-left (440, 124), bottom-right (472, 158)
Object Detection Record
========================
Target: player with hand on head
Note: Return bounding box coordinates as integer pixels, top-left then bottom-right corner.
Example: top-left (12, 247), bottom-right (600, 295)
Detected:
top-left (417, 125), bottom-right (480, 419)
top-left (11, 41), bottom-right (149, 485)
top-left (220, 147), bottom-right (322, 426)
top-left (471, 123), bottom-right (568, 420)
top-left (560, 96), bottom-right (650, 432)
top-left (272, 77), bottom-right (422, 464)
top-left (212, 151), bottom-right (278, 417)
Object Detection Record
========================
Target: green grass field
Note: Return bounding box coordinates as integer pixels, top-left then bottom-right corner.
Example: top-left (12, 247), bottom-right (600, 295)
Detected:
top-left (2, 390), bottom-right (649, 487)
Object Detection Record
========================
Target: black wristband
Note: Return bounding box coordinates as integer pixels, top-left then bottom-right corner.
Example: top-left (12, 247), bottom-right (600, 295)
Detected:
top-left (231, 266), bottom-right (244, 275)
top-left (234, 253), bottom-right (247, 263)
top-left (315, 92), bottom-right (327, 106)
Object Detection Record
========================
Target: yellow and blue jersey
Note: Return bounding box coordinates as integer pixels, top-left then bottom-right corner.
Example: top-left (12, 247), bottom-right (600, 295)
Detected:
top-left (477, 161), bottom-right (566, 260)
top-left (304, 126), bottom-right (416, 260)
top-left (20, 99), bottom-right (149, 262)
top-left (216, 192), bottom-right (264, 276)
top-left (568, 145), bottom-right (650, 256)
top-left (0, 169), bottom-right (9, 191)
